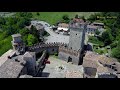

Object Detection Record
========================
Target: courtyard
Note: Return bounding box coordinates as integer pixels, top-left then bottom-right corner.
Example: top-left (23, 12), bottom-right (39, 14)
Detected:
top-left (41, 56), bottom-right (84, 78)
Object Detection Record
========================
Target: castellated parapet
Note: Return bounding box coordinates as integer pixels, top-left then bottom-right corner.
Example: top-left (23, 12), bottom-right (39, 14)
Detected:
top-left (27, 42), bottom-right (67, 54)
top-left (59, 45), bottom-right (81, 57)
top-left (28, 42), bottom-right (67, 51)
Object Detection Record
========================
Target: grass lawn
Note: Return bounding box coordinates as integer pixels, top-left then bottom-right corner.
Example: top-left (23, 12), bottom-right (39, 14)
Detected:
top-left (0, 35), bottom-right (12, 56)
top-left (32, 12), bottom-right (97, 25)
top-left (93, 45), bottom-right (109, 55)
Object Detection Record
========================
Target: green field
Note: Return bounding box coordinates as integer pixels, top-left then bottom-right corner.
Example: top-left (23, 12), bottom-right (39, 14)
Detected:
top-left (32, 12), bottom-right (97, 25)
top-left (0, 34), bottom-right (12, 56)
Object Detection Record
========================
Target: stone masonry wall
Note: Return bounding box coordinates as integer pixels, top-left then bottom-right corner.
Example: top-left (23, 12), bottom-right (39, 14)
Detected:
top-left (58, 45), bottom-right (81, 65)
top-left (27, 42), bottom-right (67, 54)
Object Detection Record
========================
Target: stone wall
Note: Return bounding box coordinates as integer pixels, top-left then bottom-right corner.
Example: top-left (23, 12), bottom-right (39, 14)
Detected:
top-left (27, 42), bottom-right (67, 54)
top-left (36, 50), bottom-right (47, 76)
top-left (58, 45), bottom-right (81, 65)
top-left (96, 73), bottom-right (118, 78)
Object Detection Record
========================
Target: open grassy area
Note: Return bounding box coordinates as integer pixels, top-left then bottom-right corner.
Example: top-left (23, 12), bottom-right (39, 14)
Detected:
top-left (94, 46), bottom-right (108, 55)
top-left (32, 12), bottom-right (97, 25)
top-left (0, 35), bottom-right (12, 56)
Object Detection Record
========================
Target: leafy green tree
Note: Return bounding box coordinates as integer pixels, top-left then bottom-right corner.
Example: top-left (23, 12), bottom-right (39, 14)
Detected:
top-left (95, 29), bottom-right (100, 35)
top-left (19, 28), bottom-right (29, 36)
top-left (81, 16), bottom-right (86, 21)
top-left (0, 17), bottom-right (6, 25)
top-left (87, 14), bottom-right (97, 22)
top-left (62, 14), bottom-right (70, 23)
top-left (30, 25), bottom-right (39, 38)
top-left (110, 41), bottom-right (117, 49)
top-left (16, 12), bottom-right (33, 18)
top-left (27, 34), bottom-right (38, 46)
top-left (36, 12), bottom-right (40, 16)
top-left (101, 30), bottom-right (113, 46)
top-left (75, 14), bottom-right (79, 18)
top-left (112, 39), bottom-right (120, 60)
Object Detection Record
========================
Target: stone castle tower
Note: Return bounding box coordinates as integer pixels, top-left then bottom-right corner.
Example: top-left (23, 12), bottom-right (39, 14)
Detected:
top-left (58, 19), bottom-right (86, 65)
top-left (11, 34), bottom-right (25, 55)
top-left (69, 20), bottom-right (86, 51)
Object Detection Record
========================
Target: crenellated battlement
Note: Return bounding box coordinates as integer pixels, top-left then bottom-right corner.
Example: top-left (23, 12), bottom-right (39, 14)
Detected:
top-left (27, 42), bottom-right (67, 51)
top-left (59, 45), bottom-right (81, 57)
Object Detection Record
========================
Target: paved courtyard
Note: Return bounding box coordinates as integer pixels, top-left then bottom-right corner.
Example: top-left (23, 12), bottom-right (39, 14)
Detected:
top-left (44, 28), bottom-right (69, 44)
top-left (41, 56), bottom-right (84, 78)
top-left (35, 20), bottom-right (69, 44)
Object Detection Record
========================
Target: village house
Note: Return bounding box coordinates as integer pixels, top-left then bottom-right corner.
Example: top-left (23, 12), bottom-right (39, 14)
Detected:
top-left (86, 25), bottom-right (98, 36)
top-left (83, 51), bottom-right (120, 78)
top-left (57, 23), bottom-right (69, 35)
top-left (92, 22), bottom-right (104, 29)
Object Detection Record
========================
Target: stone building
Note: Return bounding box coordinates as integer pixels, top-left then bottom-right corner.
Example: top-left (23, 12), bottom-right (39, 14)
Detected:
top-left (23, 52), bottom-right (36, 76)
top-left (83, 51), bottom-right (120, 78)
top-left (11, 34), bottom-right (25, 55)
top-left (58, 19), bottom-right (86, 65)
top-left (57, 23), bottom-right (69, 35)
top-left (86, 25), bottom-right (98, 36)
top-left (92, 22), bottom-right (104, 29)
top-left (31, 20), bottom-right (44, 35)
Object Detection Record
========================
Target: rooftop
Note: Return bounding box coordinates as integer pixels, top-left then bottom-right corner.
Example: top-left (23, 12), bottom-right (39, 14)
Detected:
top-left (0, 49), bottom-right (15, 67)
top-left (23, 52), bottom-right (35, 58)
top-left (73, 18), bottom-right (85, 23)
top-left (69, 18), bottom-right (86, 29)
top-left (0, 55), bottom-right (25, 78)
top-left (92, 22), bottom-right (104, 25)
top-left (87, 25), bottom-right (98, 29)
top-left (58, 23), bottom-right (69, 28)
top-left (12, 34), bottom-right (21, 38)
top-left (83, 51), bottom-right (119, 77)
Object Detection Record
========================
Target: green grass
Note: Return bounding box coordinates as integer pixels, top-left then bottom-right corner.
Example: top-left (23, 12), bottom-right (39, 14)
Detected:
top-left (32, 12), bottom-right (97, 25)
top-left (0, 35), bottom-right (12, 56)
top-left (93, 45), bottom-right (109, 55)
top-left (88, 36), bottom-right (104, 46)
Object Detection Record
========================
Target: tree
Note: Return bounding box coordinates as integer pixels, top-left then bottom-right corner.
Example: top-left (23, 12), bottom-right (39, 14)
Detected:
top-left (27, 34), bottom-right (38, 46)
top-left (95, 29), bottom-right (100, 35)
top-left (19, 28), bottom-right (29, 36)
top-left (75, 14), bottom-right (79, 18)
top-left (30, 25), bottom-right (39, 38)
top-left (112, 40), bottom-right (120, 60)
top-left (87, 14), bottom-right (97, 22)
top-left (36, 12), bottom-right (40, 16)
top-left (62, 14), bottom-right (70, 23)
top-left (81, 16), bottom-right (86, 21)
top-left (16, 12), bottom-right (33, 18)
top-left (0, 17), bottom-right (6, 25)
top-left (101, 30), bottom-right (113, 46)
